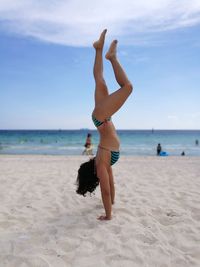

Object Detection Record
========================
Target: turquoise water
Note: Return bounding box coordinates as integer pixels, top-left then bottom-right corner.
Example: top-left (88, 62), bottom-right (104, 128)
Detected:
top-left (0, 130), bottom-right (200, 156)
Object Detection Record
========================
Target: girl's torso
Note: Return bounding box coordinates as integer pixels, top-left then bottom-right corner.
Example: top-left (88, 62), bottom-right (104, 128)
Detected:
top-left (92, 114), bottom-right (120, 151)
top-left (92, 114), bottom-right (120, 166)
top-left (98, 121), bottom-right (120, 151)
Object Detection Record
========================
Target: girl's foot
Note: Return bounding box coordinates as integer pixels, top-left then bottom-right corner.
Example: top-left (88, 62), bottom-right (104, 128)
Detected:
top-left (93, 29), bottom-right (107, 50)
top-left (105, 40), bottom-right (118, 60)
top-left (97, 215), bottom-right (111, 221)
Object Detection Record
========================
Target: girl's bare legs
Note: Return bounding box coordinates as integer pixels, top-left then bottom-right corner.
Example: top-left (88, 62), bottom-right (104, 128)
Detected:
top-left (106, 40), bottom-right (130, 87)
top-left (93, 30), bottom-right (109, 106)
top-left (95, 40), bottom-right (133, 119)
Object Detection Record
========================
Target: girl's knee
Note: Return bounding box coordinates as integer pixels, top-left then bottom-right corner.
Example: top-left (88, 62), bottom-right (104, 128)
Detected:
top-left (124, 82), bottom-right (133, 95)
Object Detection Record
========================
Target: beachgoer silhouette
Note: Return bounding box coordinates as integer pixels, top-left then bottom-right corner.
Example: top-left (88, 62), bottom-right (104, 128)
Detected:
top-left (82, 133), bottom-right (93, 155)
top-left (157, 143), bottom-right (162, 155)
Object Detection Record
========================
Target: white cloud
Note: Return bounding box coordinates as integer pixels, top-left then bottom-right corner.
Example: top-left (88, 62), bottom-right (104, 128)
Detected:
top-left (0, 0), bottom-right (200, 46)
top-left (191, 112), bottom-right (200, 118)
top-left (167, 115), bottom-right (179, 120)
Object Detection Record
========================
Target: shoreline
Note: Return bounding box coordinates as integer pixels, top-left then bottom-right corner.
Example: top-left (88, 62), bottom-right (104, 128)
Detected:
top-left (1, 153), bottom-right (200, 157)
top-left (0, 155), bottom-right (200, 266)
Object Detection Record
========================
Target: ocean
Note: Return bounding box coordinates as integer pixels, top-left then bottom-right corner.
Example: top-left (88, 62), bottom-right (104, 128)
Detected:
top-left (0, 130), bottom-right (200, 156)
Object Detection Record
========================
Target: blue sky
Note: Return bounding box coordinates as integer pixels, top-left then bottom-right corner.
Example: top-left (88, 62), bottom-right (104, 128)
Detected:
top-left (0, 0), bottom-right (200, 129)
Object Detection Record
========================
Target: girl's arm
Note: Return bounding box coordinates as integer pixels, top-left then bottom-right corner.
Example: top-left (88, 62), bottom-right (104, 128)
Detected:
top-left (97, 165), bottom-right (112, 220)
top-left (108, 167), bottom-right (115, 204)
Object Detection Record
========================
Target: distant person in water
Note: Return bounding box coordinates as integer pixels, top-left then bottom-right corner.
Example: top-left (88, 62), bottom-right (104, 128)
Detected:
top-left (195, 139), bottom-right (199, 146)
top-left (181, 151), bottom-right (185, 156)
top-left (157, 143), bottom-right (162, 156)
top-left (82, 133), bottom-right (93, 155)
top-left (76, 29), bottom-right (133, 220)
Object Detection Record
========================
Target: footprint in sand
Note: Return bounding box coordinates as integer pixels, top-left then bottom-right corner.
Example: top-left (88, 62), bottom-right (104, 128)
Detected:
top-left (135, 232), bottom-right (158, 245)
top-left (151, 208), bottom-right (182, 226)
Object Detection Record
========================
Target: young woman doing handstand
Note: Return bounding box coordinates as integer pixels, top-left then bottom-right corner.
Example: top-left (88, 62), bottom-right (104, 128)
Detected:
top-left (76, 29), bottom-right (133, 220)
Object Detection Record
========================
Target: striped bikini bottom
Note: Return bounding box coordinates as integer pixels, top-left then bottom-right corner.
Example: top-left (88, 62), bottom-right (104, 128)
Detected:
top-left (98, 145), bottom-right (120, 166)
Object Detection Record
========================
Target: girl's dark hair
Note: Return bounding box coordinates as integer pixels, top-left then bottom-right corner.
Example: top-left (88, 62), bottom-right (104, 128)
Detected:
top-left (76, 158), bottom-right (99, 196)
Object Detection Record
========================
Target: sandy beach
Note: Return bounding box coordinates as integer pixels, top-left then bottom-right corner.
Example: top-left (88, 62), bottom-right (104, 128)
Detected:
top-left (0, 155), bottom-right (200, 267)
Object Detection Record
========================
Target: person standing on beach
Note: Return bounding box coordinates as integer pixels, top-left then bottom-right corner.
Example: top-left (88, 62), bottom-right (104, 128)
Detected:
top-left (82, 133), bottom-right (93, 155)
top-left (76, 29), bottom-right (133, 220)
top-left (157, 143), bottom-right (162, 155)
